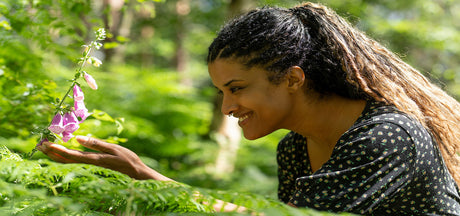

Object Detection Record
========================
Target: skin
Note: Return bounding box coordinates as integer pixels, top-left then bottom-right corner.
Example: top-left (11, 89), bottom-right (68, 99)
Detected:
top-left (37, 58), bottom-right (366, 211)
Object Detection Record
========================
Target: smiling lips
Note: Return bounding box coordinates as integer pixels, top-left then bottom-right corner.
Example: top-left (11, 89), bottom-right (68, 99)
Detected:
top-left (238, 115), bottom-right (249, 122)
top-left (235, 113), bottom-right (251, 126)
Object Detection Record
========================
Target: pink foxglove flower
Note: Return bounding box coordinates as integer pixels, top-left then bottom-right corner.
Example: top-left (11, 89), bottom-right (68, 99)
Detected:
top-left (73, 85), bottom-right (84, 101)
top-left (62, 131), bottom-right (74, 142)
top-left (63, 112), bottom-right (79, 133)
top-left (74, 100), bottom-right (90, 122)
top-left (84, 72), bottom-right (98, 90)
top-left (48, 113), bottom-right (65, 134)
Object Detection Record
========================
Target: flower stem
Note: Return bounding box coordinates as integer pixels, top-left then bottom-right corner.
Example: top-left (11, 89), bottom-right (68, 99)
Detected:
top-left (49, 44), bottom-right (94, 125)
top-left (30, 42), bottom-right (96, 158)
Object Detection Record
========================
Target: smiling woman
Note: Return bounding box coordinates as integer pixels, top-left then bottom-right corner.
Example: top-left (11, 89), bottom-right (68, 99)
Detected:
top-left (37, 1), bottom-right (460, 215)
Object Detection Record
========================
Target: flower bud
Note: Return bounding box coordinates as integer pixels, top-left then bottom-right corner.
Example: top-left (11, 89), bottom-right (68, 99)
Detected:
top-left (93, 58), bottom-right (102, 67)
top-left (84, 72), bottom-right (98, 90)
top-left (86, 57), bottom-right (102, 67)
top-left (48, 113), bottom-right (65, 134)
top-left (74, 100), bottom-right (90, 122)
top-left (73, 85), bottom-right (84, 101)
top-left (63, 112), bottom-right (79, 133)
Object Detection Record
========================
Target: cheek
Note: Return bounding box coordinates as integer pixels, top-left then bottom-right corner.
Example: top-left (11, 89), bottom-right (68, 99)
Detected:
top-left (256, 90), bottom-right (291, 118)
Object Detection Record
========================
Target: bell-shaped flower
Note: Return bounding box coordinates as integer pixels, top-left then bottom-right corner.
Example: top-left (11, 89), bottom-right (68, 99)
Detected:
top-left (73, 85), bottom-right (84, 101)
top-left (84, 72), bottom-right (98, 90)
top-left (48, 113), bottom-right (65, 134)
top-left (74, 100), bottom-right (90, 122)
top-left (62, 131), bottom-right (74, 142)
top-left (86, 57), bottom-right (102, 67)
top-left (63, 111), bottom-right (79, 133)
top-left (92, 57), bottom-right (102, 67)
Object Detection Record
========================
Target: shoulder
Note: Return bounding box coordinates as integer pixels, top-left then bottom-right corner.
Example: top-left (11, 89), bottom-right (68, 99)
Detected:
top-left (347, 101), bottom-right (431, 145)
top-left (329, 103), bottom-right (424, 170)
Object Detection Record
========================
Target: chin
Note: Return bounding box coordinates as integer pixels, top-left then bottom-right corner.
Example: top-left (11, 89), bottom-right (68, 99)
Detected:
top-left (242, 130), bottom-right (272, 140)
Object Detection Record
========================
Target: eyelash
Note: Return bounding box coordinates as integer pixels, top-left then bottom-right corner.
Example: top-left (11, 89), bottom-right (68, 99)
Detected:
top-left (230, 87), bottom-right (243, 93)
top-left (216, 86), bottom-right (244, 95)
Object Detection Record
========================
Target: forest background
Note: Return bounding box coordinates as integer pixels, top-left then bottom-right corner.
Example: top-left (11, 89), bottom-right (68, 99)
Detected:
top-left (0, 0), bottom-right (459, 214)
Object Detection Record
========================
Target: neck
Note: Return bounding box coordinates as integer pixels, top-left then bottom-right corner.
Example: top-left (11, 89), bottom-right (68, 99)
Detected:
top-left (286, 94), bottom-right (367, 149)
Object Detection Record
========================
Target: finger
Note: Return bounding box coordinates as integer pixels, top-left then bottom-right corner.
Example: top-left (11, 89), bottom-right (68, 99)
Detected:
top-left (47, 150), bottom-right (79, 163)
top-left (76, 136), bottom-right (118, 154)
top-left (45, 143), bottom-right (82, 163)
top-left (38, 142), bottom-right (78, 163)
top-left (47, 143), bottom-right (117, 166)
top-left (36, 143), bottom-right (47, 153)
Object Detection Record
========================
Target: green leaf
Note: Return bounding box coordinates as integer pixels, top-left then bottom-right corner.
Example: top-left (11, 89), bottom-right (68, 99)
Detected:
top-left (0, 20), bottom-right (11, 30)
top-left (103, 42), bottom-right (119, 49)
top-left (91, 109), bottom-right (115, 122)
top-left (115, 117), bottom-right (124, 135)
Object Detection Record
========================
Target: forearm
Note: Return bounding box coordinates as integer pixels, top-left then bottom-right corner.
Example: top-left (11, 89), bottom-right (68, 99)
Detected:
top-left (136, 163), bottom-right (173, 181)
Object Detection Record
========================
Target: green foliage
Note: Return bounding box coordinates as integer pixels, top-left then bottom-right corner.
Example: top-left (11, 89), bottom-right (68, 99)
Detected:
top-left (0, 146), bottom-right (347, 215)
top-left (0, 0), bottom-right (101, 142)
top-left (2, 0), bottom-right (460, 214)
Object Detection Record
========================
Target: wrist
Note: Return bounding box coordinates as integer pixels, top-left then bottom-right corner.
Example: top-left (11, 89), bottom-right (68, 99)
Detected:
top-left (136, 163), bottom-right (172, 181)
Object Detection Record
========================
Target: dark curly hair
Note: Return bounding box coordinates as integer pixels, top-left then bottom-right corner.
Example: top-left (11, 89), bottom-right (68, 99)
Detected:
top-left (207, 2), bottom-right (460, 185)
top-left (207, 4), bottom-right (365, 99)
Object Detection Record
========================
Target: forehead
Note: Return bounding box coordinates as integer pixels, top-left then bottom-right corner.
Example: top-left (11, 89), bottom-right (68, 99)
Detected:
top-left (208, 59), bottom-right (265, 86)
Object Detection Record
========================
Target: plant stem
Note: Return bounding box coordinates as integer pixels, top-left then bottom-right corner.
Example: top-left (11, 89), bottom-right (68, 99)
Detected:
top-left (49, 44), bottom-right (94, 124)
top-left (30, 43), bottom-right (95, 158)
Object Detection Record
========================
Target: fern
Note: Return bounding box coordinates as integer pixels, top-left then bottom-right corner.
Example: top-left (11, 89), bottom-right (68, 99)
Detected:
top-left (0, 146), bottom-right (350, 215)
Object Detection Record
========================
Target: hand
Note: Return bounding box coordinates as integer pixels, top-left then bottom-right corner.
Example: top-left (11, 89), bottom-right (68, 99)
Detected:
top-left (36, 136), bottom-right (171, 181)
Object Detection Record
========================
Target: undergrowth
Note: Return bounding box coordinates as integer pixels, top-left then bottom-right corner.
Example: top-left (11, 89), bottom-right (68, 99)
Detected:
top-left (0, 145), bottom-right (349, 215)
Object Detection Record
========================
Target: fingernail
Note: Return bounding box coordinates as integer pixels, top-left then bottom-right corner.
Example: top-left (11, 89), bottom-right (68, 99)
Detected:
top-left (76, 135), bottom-right (89, 142)
top-left (42, 141), bottom-right (51, 147)
top-left (36, 145), bottom-right (44, 152)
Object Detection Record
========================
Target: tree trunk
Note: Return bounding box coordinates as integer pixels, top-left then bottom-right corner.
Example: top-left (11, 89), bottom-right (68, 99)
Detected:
top-left (102, 0), bottom-right (125, 62)
top-left (175, 0), bottom-right (192, 86)
top-left (228, 0), bottom-right (257, 18)
top-left (111, 1), bottom-right (135, 63)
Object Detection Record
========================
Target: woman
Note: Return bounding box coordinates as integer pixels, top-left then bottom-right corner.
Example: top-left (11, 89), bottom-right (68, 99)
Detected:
top-left (38, 2), bottom-right (460, 215)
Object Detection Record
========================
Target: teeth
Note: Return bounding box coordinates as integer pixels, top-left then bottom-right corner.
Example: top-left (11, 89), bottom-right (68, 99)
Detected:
top-left (238, 115), bottom-right (248, 122)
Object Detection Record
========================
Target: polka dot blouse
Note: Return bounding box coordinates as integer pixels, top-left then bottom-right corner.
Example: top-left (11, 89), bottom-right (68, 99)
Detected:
top-left (277, 101), bottom-right (460, 215)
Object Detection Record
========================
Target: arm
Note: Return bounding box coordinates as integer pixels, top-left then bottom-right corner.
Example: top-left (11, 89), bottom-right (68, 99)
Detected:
top-left (37, 136), bottom-right (248, 213)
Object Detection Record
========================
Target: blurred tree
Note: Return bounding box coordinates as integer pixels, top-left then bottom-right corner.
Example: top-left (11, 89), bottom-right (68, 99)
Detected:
top-left (102, 0), bottom-right (125, 62)
top-left (175, 0), bottom-right (192, 85)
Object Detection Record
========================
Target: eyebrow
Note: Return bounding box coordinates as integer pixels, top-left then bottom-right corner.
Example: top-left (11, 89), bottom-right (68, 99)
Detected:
top-left (224, 79), bottom-right (243, 87)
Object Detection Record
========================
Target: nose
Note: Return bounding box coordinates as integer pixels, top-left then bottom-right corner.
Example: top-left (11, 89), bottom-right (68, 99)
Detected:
top-left (220, 94), bottom-right (238, 116)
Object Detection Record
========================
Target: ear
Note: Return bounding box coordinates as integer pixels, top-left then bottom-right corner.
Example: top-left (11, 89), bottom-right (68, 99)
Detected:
top-left (286, 66), bottom-right (305, 93)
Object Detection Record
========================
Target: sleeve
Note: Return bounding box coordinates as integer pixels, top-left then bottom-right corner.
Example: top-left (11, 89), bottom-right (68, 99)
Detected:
top-left (289, 122), bottom-right (417, 214)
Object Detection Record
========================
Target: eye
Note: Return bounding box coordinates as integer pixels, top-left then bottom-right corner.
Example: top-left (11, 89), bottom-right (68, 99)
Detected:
top-left (230, 86), bottom-right (244, 93)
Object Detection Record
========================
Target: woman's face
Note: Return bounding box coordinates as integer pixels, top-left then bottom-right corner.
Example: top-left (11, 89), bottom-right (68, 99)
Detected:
top-left (208, 59), bottom-right (295, 140)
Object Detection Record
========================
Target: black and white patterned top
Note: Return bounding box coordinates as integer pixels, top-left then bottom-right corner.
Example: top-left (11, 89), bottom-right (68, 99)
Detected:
top-left (277, 101), bottom-right (460, 215)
